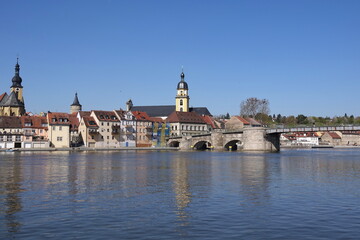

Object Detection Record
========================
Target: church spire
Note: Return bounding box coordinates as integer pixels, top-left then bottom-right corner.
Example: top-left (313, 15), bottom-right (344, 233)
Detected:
top-left (11, 58), bottom-right (23, 88)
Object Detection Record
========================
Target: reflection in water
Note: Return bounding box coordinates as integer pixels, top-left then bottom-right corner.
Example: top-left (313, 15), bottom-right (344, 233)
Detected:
top-left (1, 150), bottom-right (360, 239)
top-left (238, 155), bottom-right (270, 205)
top-left (0, 156), bottom-right (23, 236)
top-left (172, 156), bottom-right (191, 226)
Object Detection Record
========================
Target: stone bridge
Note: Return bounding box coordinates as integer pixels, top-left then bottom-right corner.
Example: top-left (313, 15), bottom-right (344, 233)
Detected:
top-left (168, 127), bottom-right (280, 152)
top-left (167, 125), bottom-right (360, 152)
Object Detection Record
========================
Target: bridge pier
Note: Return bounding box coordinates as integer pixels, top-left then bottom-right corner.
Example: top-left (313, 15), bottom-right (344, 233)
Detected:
top-left (242, 127), bottom-right (280, 152)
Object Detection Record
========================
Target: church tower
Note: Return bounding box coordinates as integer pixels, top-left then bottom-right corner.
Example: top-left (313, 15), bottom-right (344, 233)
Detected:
top-left (0, 59), bottom-right (26, 116)
top-left (10, 58), bottom-right (24, 103)
top-left (175, 71), bottom-right (190, 112)
top-left (70, 93), bottom-right (82, 114)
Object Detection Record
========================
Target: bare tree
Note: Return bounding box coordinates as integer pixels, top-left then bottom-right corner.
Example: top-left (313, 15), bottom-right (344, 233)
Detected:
top-left (240, 97), bottom-right (270, 119)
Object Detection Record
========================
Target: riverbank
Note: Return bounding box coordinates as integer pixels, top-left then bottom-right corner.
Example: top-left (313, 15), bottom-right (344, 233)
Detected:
top-left (281, 145), bottom-right (360, 149)
top-left (0, 146), bottom-right (180, 152)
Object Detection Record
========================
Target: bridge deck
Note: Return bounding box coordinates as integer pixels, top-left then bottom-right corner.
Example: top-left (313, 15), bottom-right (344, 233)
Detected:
top-left (266, 126), bottom-right (360, 134)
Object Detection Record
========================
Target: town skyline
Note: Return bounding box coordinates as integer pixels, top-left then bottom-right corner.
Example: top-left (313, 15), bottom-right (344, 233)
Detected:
top-left (1, 1), bottom-right (359, 116)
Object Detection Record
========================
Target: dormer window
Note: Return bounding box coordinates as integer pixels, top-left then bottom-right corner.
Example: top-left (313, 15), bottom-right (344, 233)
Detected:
top-left (105, 115), bottom-right (110, 119)
top-left (100, 115), bottom-right (104, 119)
top-left (52, 118), bottom-right (57, 122)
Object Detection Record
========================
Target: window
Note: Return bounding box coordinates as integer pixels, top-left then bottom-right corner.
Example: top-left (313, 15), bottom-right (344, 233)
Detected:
top-left (40, 129), bottom-right (43, 133)
top-left (57, 137), bottom-right (63, 141)
top-left (107, 122), bottom-right (109, 126)
top-left (112, 136), bottom-right (114, 140)
top-left (91, 136), bottom-right (94, 139)
top-left (180, 99), bottom-right (183, 106)
top-left (16, 136), bottom-right (21, 141)
top-left (52, 126), bottom-right (56, 131)
top-left (180, 107), bottom-right (183, 112)
top-left (59, 126), bottom-right (62, 131)
top-left (107, 129), bottom-right (109, 132)
top-left (0, 136), bottom-right (3, 141)
top-left (107, 136), bottom-right (109, 139)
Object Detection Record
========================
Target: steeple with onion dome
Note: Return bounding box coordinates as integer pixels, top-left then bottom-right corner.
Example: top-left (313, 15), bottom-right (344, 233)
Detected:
top-left (175, 68), bottom-right (190, 112)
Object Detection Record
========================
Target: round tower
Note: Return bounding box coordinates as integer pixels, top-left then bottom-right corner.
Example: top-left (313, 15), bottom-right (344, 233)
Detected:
top-left (70, 93), bottom-right (82, 114)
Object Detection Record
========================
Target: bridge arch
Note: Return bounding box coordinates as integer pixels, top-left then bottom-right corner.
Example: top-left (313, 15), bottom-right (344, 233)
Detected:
top-left (193, 141), bottom-right (212, 150)
top-left (168, 140), bottom-right (180, 147)
top-left (224, 140), bottom-right (242, 151)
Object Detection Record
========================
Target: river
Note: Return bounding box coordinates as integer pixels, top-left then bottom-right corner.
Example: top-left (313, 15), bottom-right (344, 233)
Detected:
top-left (1, 149), bottom-right (360, 239)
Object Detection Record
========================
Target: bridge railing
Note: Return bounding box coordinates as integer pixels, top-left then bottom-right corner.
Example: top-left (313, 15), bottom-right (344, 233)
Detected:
top-left (266, 125), bottom-right (360, 134)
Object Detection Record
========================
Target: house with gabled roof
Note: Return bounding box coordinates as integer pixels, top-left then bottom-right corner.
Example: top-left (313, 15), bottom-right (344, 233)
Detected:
top-left (90, 110), bottom-right (121, 148)
top-left (167, 111), bottom-right (208, 137)
top-left (321, 132), bottom-right (342, 146)
top-left (78, 115), bottom-right (99, 148)
top-left (132, 111), bottom-right (153, 147)
top-left (0, 116), bottom-right (23, 148)
top-left (114, 110), bottom-right (136, 147)
top-left (21, 115), bottom-right (50, 148)
top-left (47, 112), bottom-right (71, 148)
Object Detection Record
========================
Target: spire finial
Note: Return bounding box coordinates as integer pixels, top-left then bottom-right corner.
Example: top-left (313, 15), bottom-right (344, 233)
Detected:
top-left (180, 66), bottom-right (185, 81)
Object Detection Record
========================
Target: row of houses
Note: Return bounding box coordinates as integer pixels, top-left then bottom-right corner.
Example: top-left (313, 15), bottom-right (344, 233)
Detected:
top-left (281, 131), bottom-right (360, 146)
top-left (0, 108), bottom-right (264, 149)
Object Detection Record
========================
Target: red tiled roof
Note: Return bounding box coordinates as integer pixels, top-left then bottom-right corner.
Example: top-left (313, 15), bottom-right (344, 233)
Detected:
top-left (235, 116), bottom-right (250, 125)
top-left (202, 115), bottom-right (216, 129)
top-left (132, 111), bottom-right (151, 121)
top-left (78, 111), bottom-right (91, 118)
top-left (92, 110), bottom-right (119, 122)
top-left (47, 112), bottom-right (71, 125)
top-left (328, 132), bottom-right (341, 139)
top-left (83, 116), bottom-right (99, 128)
top-left (0, 116), bottom-right (22, 128)
top-left (21, 115), bottom-right (48, 129)
top-left (69, 113), bottom-right (80, 131)
top-left (167, 111), bottom-right (206, 124)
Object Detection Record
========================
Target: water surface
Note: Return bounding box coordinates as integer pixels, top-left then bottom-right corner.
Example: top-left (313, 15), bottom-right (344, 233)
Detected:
top-left (1, 149), bottom-right (360, 239)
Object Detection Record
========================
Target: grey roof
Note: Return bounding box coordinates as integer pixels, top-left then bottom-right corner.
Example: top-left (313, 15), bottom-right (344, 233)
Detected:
top-left (131, 105), bottom-right (212, 117)
top-left (189, 107), bottom-right (212, 116)
top-left (177, 72), bottom-right (188, 90)
top-left (131, 105), bottom-right (175, 117)
top-left (0, 91), bottom-right (24, 107)
top-left (11, 61), bottom-right (23, 88)
top-left (71, 93), bottom-right (81, 106)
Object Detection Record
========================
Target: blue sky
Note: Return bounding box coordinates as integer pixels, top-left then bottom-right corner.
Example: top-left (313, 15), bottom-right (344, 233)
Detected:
top-left (0, 0), bottom-right (359, 117)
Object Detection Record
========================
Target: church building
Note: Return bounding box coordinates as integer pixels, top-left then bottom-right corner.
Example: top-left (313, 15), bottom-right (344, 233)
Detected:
top-left (0, 59), bottom-right (26, 116)
top-left (129, 71), bottom-right (211, 119)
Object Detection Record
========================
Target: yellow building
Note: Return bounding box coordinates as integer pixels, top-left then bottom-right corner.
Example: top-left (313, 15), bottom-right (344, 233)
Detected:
top-left (175, 71), bottom-right (189, 112)
top-left (47, 112), bottom-right (71, 148)
top-left (0, 59), bottom-right (26, 116)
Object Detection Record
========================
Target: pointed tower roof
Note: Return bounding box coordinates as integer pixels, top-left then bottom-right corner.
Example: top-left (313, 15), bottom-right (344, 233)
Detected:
top-left (71, 93), bottom-right (81, 107)
top-left (11, 58), bottom-right (23, 88)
